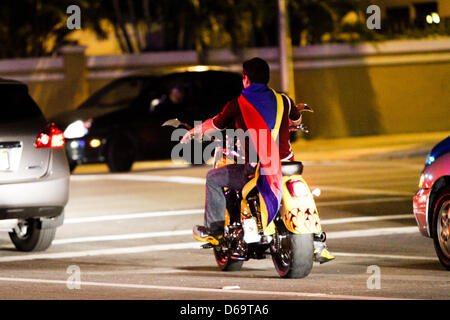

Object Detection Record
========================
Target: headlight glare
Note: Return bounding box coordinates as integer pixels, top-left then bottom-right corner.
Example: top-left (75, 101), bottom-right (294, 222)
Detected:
top-left (64, 120), bottom-right (89, 139)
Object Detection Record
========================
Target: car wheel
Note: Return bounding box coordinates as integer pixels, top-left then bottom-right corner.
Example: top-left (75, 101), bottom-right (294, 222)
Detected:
top-left (9, 219), bottom-right (56, 252)
top-left (107, 133), bottom-right (136, 172)
top-left (432, 187), bottom-right (450, 270)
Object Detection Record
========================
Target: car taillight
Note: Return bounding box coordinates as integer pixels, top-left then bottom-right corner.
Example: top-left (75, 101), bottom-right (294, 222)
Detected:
top-left (286, 179), bottom-right (309, 198)
top-left (35, 123), bottom-right (65, 149)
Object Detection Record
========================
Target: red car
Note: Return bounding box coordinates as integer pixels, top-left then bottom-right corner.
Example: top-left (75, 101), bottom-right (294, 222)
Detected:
top-left (413, 136), bottom-right (450, 270)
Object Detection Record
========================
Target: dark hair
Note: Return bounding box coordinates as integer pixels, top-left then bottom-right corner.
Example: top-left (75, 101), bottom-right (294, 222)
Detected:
top-left (243, 57), bottom-right (270, 84)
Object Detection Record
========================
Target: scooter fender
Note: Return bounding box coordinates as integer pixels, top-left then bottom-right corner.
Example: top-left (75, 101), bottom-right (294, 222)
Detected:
top-left (280, 175), bottom-right (322, 234)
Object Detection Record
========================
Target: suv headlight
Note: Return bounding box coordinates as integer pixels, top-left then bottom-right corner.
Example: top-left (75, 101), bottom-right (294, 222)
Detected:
top-left (64, 120), bottom-right (91, 139)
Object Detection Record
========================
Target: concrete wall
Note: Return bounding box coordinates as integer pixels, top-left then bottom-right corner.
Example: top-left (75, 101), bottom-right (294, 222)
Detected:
top-left (1, 39), bottom-right (449, 138)
top-left (288, 40), bottom-right (450, 138)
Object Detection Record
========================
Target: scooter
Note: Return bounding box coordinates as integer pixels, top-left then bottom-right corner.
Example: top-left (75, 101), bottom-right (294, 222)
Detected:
top-left (163, 105), bottom-right (327, 278)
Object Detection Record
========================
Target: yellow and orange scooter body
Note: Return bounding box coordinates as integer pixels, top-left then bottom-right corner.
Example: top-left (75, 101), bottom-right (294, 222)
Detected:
top-left (280, 175), bottom-right (322, 234)
top-left (239, 173), bottom-right (322, 236)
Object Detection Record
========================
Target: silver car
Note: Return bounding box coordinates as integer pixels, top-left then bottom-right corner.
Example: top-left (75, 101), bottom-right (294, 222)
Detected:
top-left (0, 79), bottom-right (69, 251)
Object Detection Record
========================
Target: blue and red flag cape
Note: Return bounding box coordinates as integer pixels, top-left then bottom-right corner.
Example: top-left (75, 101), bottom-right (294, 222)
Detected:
top-left (238, 83), bottom-right (284, 230)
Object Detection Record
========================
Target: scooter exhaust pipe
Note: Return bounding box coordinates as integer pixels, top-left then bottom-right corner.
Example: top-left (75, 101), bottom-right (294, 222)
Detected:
top-left (314, 231), bottom-right (327, 242)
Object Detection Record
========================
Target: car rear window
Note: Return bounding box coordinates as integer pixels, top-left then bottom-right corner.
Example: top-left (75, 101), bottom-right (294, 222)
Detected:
top-left (0, 84), bottom-right (43, 123)
top-left (81, 78), bottom-right (147, 109)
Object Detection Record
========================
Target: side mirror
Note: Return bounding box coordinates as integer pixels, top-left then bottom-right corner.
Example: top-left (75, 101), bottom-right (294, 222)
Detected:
top-left (161, 118), bottom-right (192, 130)
top-left (297, 103), bottom-right (314, 113)
top-left (162, 118), bottom-right (181, 128)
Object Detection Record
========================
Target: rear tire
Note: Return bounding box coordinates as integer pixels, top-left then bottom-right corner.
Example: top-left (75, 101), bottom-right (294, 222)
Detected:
top-left (9, 219), bottom-right (56, 252)
top-left (432, 188), bottom-right (450, 270)
top-left (107, 133), bottom-right (135, 172)
top-left (271, 232), bottom-right (314, 278)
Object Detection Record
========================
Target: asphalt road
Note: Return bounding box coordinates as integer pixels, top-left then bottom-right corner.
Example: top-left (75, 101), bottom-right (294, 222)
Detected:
top-left (0, 157), bottom-right (448, 301)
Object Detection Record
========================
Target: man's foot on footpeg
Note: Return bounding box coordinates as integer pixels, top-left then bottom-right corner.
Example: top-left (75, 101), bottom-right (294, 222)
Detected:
top-left (193, 225), bottom-right (222, 246)
top-left (313, 241), bottom-right (335, 264)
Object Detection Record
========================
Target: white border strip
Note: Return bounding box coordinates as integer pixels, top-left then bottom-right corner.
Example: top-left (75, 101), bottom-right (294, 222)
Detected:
top-left (5, 73), bottom-right (65, 83)
top-left (294, 53), bottom-right (450, 70)
top-left (0, 276), bottom-right (408, 300)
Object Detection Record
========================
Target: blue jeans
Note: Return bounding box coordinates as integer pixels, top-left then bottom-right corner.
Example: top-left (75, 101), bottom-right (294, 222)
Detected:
top-left (204, 163), bottom-right (255, 233)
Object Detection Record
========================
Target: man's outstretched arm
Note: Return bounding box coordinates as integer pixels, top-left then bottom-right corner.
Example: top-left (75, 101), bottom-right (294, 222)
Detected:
top-left (180, 99), bottom-right (238, 144)
top-left (180, 118), bottom-right (218, 144)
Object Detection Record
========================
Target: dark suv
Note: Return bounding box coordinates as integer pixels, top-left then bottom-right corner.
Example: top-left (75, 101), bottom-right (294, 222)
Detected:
top-left (52, 68), bottom-right (243, 172)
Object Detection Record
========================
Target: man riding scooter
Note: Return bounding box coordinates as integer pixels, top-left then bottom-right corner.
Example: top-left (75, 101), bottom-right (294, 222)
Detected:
top-left (181, 57), bottom-right (334, 263)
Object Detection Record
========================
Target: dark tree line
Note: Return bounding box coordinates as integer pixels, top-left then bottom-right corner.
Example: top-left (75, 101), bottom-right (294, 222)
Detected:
top-left (0, 0), bottom-right (378, 59)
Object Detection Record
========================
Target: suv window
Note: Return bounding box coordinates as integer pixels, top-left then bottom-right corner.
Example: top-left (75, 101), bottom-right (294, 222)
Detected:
top-left (81, 78), bottom-right (146, 109)
top-left (0, 85), bottom-right (43, 123)
top-left (144, 73), bottom-right (194, 115)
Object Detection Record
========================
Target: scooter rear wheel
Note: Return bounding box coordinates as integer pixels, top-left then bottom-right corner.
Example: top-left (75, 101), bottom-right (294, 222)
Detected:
top-left (271, 232), bottom-right (314, 278)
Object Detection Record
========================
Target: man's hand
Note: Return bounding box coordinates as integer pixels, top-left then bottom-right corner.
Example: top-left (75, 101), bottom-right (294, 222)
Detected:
top-left (180, 118), bottom-right (217, 144)
top-left (290, 118), bottom-right (302, 127)
top-left (297, 103), bottom-right (313, 113)
top-left (181, 128), bottom-right (195, 144)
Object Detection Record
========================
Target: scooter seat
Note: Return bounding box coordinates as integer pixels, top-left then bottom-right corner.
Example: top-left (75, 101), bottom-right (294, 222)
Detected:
top-left (242, 162), bottom-right (304, 199)
top-left (281, 161), bottom-right (303, 176)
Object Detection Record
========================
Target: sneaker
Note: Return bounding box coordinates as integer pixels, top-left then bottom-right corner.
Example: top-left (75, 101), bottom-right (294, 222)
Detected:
top-left (192, 225), bottom-right (222, 246)
top-left (313, 241), bottom-right (335, 264)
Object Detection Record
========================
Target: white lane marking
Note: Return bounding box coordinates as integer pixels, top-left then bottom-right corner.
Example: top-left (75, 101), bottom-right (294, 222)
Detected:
top-left (327, 226), bottom-right (418, 239)
top-left (71, 174), bottom-right (205, 185)
top-left (304, 160), bottom-right (424, 170)
top-left (71, 174), bottom-right (412, 196)
top-left (53, 230), bottom-right (193, 245)
top-left (0, 242), bottom-right (202, 262)
top-left (64, 197), bottom-right (410, 225)
top-left (0, 276), bottom-right (409, 300)
top-left (322, 214), bottom-right (413, 225)
top-left (55, 216), bottom-right (416, 245)
top-left (333, 252), bottom-right (437, 261)
top-left (317, 197), bottom-right (409, 207)
top-left (64, 209), bottom-right (203, 224)
top-left (82, 268), bottom-right (194, 275)
top-left (314, 185), bottom-right (412, 197)
top-left (111, 174), bottom-right (206, 184)
top-left (0, 227), bottom-right (431, 263)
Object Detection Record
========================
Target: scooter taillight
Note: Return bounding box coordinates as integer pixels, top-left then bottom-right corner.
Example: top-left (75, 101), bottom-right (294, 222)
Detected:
top-left (286, 179), bottom-right (309, 198)
top-left (35, 123), bottom-right (65, 149)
